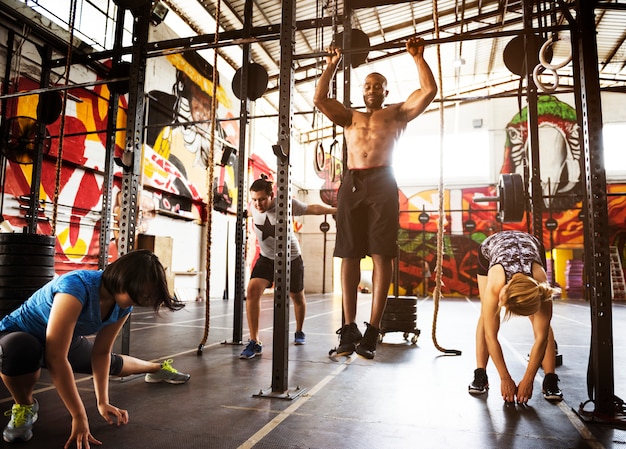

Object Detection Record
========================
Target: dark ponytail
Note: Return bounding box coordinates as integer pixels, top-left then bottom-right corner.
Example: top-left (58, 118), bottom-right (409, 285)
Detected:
top-left (250, 174), bottom-right (273, 195)
top-left (101, 249), bottom-right (184, 312)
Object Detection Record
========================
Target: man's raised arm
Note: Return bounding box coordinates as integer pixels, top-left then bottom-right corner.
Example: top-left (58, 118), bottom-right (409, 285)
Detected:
top-left (399, 37), bottom-right (438, 122)
top-left (313, 47), bottom-right (352, 127)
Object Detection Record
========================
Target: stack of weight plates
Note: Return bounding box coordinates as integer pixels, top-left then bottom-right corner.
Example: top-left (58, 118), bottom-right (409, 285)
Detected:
top-left (380, 296), bottom-right (420, 344)
top-left (0, 233), bottom-right (56, 317)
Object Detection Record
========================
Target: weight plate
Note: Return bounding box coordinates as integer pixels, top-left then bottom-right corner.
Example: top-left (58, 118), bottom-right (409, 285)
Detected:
top-left (498, 173), bottom-right (525, 222)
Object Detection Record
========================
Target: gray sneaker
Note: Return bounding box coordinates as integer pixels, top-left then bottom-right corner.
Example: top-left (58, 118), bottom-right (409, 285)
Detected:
top-left (144, 359), bottom-right (190, 384)
top-left (3, 399), bottom-right (39, 443)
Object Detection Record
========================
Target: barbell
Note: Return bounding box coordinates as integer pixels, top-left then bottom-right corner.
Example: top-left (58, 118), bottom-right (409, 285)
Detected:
top-left (473, 173), bottom-right (526, 222)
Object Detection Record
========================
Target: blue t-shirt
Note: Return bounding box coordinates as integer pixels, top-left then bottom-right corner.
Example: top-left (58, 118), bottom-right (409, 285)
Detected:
top-left (0, 270), bottom-right (132, 343)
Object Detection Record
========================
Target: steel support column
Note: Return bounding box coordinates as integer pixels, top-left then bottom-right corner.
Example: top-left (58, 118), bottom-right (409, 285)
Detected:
top-left (255, 0), bottom-right (303, 400)
top-left (25, 45), bottom-right (53, 234)
top-left (98, 6), bottom-right (126, 270)
top-left (522, 1), bottom-right (543, 238)
top-left (342, 3), bottom-right (352, 172)
top-left (270, 0), bottom-right (294, 395)
top-left (575, 0), bottom-right (616, 419)
top-left (231, 0), bottom-right (254, 346)
top-left (117, 3), bottom-right (151, 355)
top-left (117, 4), bottom-right (150, 256)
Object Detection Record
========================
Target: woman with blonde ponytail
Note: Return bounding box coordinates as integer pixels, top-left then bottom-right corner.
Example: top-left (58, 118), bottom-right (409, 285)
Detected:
top-left (468, 230), bottom-right (563, 404)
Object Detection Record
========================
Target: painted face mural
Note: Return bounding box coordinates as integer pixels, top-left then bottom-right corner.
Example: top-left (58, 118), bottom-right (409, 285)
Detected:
top-left (502, 95), bottom-right (582, 210)
top-left (145, 52), bottom-right (239, 217)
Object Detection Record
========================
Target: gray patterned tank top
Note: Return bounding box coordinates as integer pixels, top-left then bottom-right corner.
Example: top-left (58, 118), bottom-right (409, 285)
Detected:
top-left (480, 230), bottom-right (544, 283)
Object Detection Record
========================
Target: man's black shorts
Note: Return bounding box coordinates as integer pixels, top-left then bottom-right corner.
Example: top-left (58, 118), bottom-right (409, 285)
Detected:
top-left (250, 254), bottom-right (305, 293)
top-left (334, 166), bottom-right (399, 259)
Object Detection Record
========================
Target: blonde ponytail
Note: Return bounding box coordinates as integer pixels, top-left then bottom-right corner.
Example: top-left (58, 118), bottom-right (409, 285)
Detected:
top-left (502, 273), bottom-right (557, 319)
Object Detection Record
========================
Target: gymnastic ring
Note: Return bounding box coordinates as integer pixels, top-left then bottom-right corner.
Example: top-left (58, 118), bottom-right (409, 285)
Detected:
top-left (539, 37), bottom-right (572, 70)
top-left (315, 141), bottom-right (325, 172)
top-left (533, 64), bottom-right (559, 93)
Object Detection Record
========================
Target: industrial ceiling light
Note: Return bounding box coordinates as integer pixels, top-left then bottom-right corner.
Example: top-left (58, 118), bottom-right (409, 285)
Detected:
top-left (453, 57), bottom-right (466, 68)
top-left (151, 1), bottom-right (169, 26)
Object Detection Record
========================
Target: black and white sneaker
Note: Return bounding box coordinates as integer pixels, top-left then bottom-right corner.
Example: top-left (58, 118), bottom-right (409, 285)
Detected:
top-left (330, 322), bottom-right (362, 356)
top-left (542, 373), bottom-right (563, 401)
top-left (355, 322), bottom-right (380, 359)
top-left (468, 368), bottom-right (489, 395)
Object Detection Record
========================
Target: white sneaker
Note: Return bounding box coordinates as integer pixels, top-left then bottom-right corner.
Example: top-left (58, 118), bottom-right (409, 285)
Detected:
top-left (3, 399), bottom-right (39, 443)
top-left (144, 359), bottom-right (190, 384)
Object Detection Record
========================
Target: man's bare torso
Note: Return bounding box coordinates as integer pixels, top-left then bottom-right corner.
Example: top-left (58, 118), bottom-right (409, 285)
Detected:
top-left (344, 104), bottom-right (407, 169)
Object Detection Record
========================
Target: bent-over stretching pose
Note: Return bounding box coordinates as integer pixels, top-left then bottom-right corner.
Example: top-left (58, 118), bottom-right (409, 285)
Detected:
top-left (469, 230), bottom-right (563, 403)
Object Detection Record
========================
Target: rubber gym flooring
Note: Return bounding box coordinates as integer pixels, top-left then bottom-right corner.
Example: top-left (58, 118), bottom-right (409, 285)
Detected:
top-left (1, 292), bottom-right (625, 449)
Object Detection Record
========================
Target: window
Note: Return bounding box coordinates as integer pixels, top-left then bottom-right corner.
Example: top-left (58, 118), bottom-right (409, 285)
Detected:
top-left (393, 130), bottom-right (491, 186)
top-left (603, 122), bottom-right (626, 178)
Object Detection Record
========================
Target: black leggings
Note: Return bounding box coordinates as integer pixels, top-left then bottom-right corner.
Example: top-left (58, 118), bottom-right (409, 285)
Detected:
top-left (0, 331), bottom-right (123, 377)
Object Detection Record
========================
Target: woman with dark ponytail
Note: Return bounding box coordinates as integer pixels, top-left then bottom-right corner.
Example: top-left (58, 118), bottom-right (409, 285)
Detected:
top-left (0, 249), bottom-right (190, 446)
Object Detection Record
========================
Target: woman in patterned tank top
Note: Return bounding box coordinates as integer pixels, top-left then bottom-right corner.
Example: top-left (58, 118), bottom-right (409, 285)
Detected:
top-left (468, 230), bottom-right (563, 404)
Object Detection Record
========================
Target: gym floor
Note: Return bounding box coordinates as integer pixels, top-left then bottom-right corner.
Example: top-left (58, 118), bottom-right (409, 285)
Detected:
top-left (2, 292), bottom-right (625, 449)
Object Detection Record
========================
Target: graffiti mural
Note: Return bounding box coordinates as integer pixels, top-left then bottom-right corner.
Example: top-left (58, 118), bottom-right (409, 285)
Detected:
top-left (145, 51), bottom-right (239, 218)
top-left (1, 48), bottom-right (240, 272)
top-left (502, 95), bottom-right (582, 210)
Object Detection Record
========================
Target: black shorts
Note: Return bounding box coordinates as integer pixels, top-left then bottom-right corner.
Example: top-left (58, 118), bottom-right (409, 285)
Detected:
top-left (477, 250), bottom-right (490, 276)
top-left (0, 331), bottom-right (124, 376)
top-left (334, 167), bottom-right (399, 258)
top-left (250, 254), bottom-right (305, 293)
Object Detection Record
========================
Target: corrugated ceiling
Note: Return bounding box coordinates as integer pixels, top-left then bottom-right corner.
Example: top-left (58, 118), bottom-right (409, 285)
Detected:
top-left (170, 0), bottom-right (626, 136)
top-left (14, 0), bottom-right (626, 139)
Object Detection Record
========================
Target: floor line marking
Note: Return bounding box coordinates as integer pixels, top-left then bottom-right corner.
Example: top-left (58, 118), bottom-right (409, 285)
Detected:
top-left (501, 337), bottom-right (604, 449)
top-left (463, 298), bottom-right (605, 449)
top-left (237, 356), bottom-right (354, 449)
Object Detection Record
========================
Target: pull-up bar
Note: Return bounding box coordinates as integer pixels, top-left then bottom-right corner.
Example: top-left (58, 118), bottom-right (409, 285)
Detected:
top-left (293, 26), bottom-right (570, 61)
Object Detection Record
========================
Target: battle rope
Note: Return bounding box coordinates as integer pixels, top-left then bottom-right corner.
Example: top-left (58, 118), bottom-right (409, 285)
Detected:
top-left (430, 0), bottom-right (461, 356)
top-left (198, 0), bottom-right (222, 355)
top-left (51, 0), bottom-right (78, 235)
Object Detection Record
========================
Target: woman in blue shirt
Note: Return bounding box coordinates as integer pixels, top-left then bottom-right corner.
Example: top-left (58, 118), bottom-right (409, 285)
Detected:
top-left (0, 249), bottom-right (189, 447)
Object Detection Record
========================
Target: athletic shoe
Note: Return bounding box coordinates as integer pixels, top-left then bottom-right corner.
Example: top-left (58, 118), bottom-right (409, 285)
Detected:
top-left (240, 340), bottom-right (263, 359)
top-left (543, 373), bottom-right (563, 401)
top-left (355, 322), bottom-right (379, 359)
top-left (468, 368), bottom-right (489, 394)
top-left (332, 322), bottom-right (362, 356)
top-left (294, 331), bottom-right (306, 345)
top-left (144, 359), bottom-right (191, 384)
top-left (3, 399), bottom-right (39, 443)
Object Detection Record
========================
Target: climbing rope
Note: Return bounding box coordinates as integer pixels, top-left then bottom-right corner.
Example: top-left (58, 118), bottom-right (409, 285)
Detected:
top-left (51, 0), bottom-right (78, 235)
top-left (198, 0), bottom-right (222, 354)
top-left (430, 0), bottom-right (461, 356)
